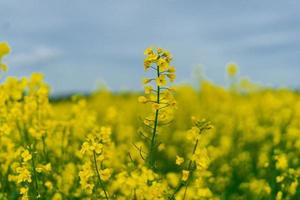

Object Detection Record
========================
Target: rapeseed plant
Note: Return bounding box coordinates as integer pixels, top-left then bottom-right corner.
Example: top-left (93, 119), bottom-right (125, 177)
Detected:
top-left (0, 42), bottom-right (299, 199)
top-left (79, 126), bottom-right (112, 199)
top-left (139, 47), bottom-right (177, 169)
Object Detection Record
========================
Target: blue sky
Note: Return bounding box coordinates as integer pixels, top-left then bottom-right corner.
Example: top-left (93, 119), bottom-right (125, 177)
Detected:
top-left (1, 0), bottom-right (300, 94)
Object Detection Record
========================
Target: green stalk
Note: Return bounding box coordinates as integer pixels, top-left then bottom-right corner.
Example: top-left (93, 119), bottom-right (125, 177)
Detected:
top-left (148, 66), bottom-right (160, 168)
top-left (93, 151), bottom-right (109, 200)
top-left (169, 139), bottom-right (199, 199)
top-left (42, 135), bottom-right (48, 162)
top-left (29, 146), bottom-right (39, 199)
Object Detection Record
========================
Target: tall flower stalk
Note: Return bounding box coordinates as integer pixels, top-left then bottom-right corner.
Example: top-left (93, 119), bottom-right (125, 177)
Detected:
top-left (138, 47), bottom-right (177, 169)
top-left (169, 118), bottom-right (212, 199)
top-left (79, 126), bottom-right (113, 199)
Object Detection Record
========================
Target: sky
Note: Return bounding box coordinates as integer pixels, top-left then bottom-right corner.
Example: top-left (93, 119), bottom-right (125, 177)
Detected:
top-left (1, 0), bottom-right (300, 94)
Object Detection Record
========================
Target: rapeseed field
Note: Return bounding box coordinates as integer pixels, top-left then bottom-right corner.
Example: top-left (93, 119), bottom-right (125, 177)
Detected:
top-left (0, 42), bottom-right (299, 199)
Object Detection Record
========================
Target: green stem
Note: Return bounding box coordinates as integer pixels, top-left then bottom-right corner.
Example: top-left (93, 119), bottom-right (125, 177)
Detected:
top-left (29, 146), bottom-right (39, 199)
top-left (93, 151), bottom-right (109, 200)
top-left (42, 135), bottom-right (48, 162)
top-left (183, 184), bottom-right (189, 200)
top-left (169, 139), bottom-right (199, 199)
top-left (0, 164), bottom-right (3, 193)
top-left (148, 66), bottom-right (160, 168)
top-left (60, 128), bottom-right (66, 167)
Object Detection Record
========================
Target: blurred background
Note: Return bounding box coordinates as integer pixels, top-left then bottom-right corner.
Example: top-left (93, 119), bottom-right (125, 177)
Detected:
top-left (0, 0), bottom-right (299, 95)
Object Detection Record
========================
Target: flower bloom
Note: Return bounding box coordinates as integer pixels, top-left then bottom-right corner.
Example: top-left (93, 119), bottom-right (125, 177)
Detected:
top-left (0, 42), bottom-right (10, 57)
top-left (156, 75), bottom-right (167, 86)
top-left (182, 170), bottom-right (190, 181)
top-left (227, 63), bottom-right (238, 76)
top-left (176, 156), bottom-right (184, 165)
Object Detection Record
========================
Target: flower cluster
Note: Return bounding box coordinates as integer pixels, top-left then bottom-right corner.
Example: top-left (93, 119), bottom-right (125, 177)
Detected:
top-left (138, 47), bottom-right (177, 168)
top-left (170, 117), bottom-right (213, 199)
top-left (0, 42), bottom-right (10, 76)
top-left (79, 126), bottom-right (113, 199)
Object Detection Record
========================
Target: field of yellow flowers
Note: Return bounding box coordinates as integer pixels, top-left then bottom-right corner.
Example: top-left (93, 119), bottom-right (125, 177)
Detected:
top-left (0, 42), bottom-right (299, 200)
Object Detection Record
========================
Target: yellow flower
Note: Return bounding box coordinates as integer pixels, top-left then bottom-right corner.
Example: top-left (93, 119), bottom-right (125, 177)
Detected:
top-left (21, 150), bottom-right (32, 162)
top-left (167, 73), bottom-right (176, 82)
top-left (227, 63), bottom-right (238, 76)
top-left (0, 42), bottom-right (10, 57)
top-left (276, 176), bottom-right (284, 183)
top-left (138, 96), bottom-right (148, 104)
top-left (192, 148), bottom-right (210, 169)
top-left (144, 86), bottom-right (153, 94)
top-left (20, 187), bottom-right (28, 195)
top-left (52, 193), bottom-right (63, 200)
top-left (20, 187), bottom-right (29, 200)
top-left (144, 47), bottom-right (154, 56)
top-left (275, 154), bottom-right (288, 170)
top-left (164, 51), bottom-right (173, 62)
top-left (80, 142), bottom-right (90, 155)
top-left (30, 73), bottom-right (44, 84)
top-left (85, 183), bottom-right (94, 194)
top-left (288, 180), bottom-right (298, 195)
top-left (147, 53), bottom-right (158, 62)
top-left (79, 162), bottom-right (94, 193)
top-left (144, 60), bottom-right (152, 70)
top-left (156, 75), bottom-right (167, 86)
top-left (16, 167), bottom-right (32, 183)
top-left (157, 58), bottom-right (169, 71)
top-left (100, 168), bottom-right (112, 181)
top-left (45, 181), bottom-right (53, 190)
top-left (92, 142), bottom-right (103, 154)
top-left (276, 191), bottom-right (283, 200)
top-left (36, 163), bottom-right (52, 173)
top-left (168, 66), bottom-right (176, 73)
top-left (158, 143), bottom-right (165, 151)
top-left (152, 103), bottom-right (160, 110)
top-left (176, 156), bottom-right (184, 165)
top-left (182, 170), bottom-right (190, 181)
top-left (143, 78), bottom-right (152, 85)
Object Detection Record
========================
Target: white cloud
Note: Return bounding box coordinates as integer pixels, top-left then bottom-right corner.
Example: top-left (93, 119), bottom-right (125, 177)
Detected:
top-left (8, 46), bottom-right (62, 67)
